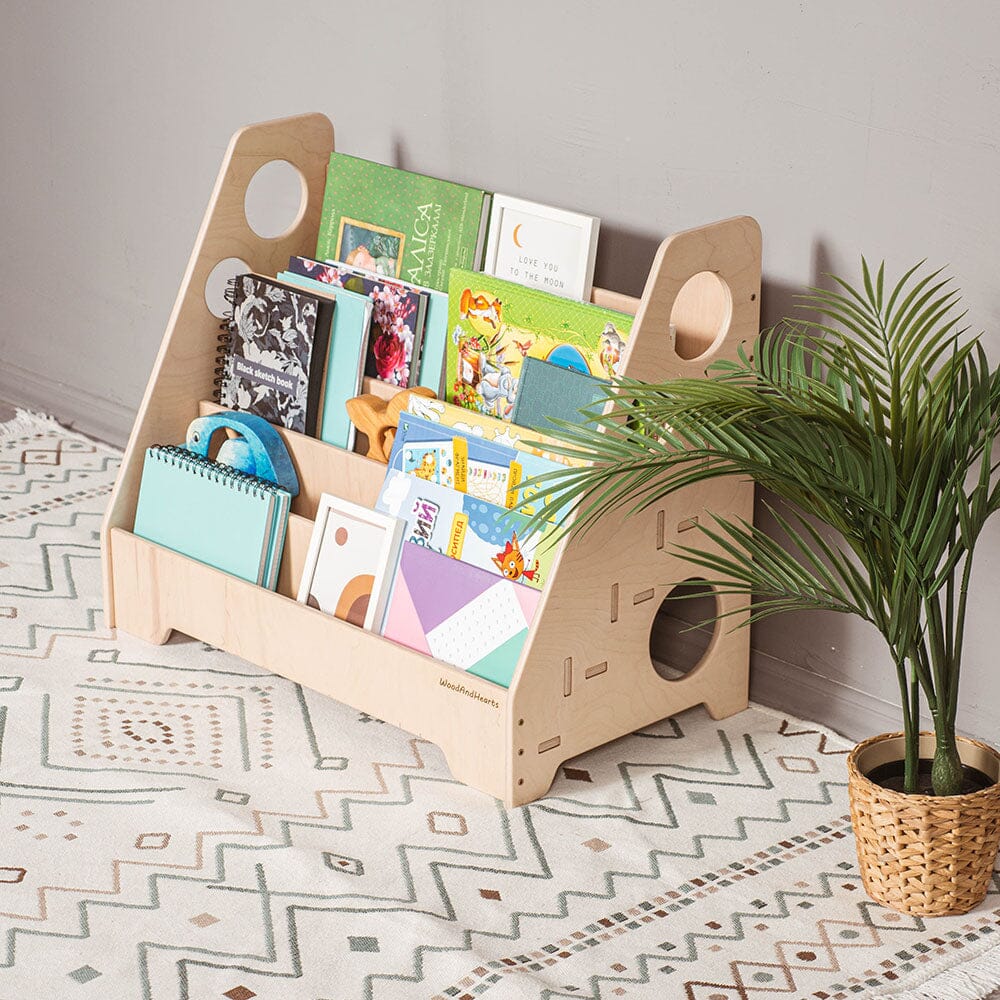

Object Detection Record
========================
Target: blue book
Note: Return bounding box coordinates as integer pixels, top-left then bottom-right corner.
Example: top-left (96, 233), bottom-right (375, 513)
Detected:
top-left (133, 446), bottom-right (290, 589)
top-left (510, 356), bottom-right (610, 433)
top-left (387, 411), bottom-right (568, 521)
top-left (277, 270), bottom-right (372, 450)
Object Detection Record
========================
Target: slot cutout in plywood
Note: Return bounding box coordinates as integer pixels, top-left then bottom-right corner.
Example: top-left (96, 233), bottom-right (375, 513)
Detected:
top-left (585, 661), bottom-right (608, 680)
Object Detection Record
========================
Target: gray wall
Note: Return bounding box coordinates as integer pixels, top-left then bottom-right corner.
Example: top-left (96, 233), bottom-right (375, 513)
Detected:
top-left (3, 1), bottom-right (999, 747)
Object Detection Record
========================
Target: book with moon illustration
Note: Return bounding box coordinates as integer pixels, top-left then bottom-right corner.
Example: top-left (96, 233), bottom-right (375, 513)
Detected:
top-left (381, 541), bottom-right (540, 687)
top-left (376, 468), bottom-right (556, 592)
top-left (387, 411), bottom-right (569, 518)
top-left (296, 494), bottom-right (405, 632)
top-left (483, 194), bottom-right (600, 301)
top-left (315, 152), bottom-right (492, 292)
top-left (445, 268), bottom-right (633, 421)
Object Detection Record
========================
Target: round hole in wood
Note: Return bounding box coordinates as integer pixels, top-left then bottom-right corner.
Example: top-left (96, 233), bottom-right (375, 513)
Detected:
top-left (244, 159), bottom-right (306, 239)
top-left (649, 578), bottom-right (718, 681)
top-left (670, 271), bottom-right (733, 361)
top-left (518, 779), bottom-right (524, 786)
top-left (518, 718), bottom-right (524, 726)
top-left (204, 257), bottom-right (251, 318)
top-left (518, 749), bottom-right (524, 756)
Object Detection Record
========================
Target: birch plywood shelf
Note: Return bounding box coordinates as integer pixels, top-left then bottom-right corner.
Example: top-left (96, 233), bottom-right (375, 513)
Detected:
top-left (100, 112), bottom-right (761, 807)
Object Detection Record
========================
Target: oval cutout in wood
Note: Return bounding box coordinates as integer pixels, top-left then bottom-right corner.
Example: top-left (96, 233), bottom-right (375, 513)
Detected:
top-left (244, 159), bottom-right (306, 239)
top-left (649, 578), bottom-right (717, 680)
top-left (204, 257), bottom-right (251, 318)
top-left (670, 271), bottom-right (733, 361)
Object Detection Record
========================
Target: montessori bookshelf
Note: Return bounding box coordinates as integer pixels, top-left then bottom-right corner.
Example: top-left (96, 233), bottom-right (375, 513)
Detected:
top-left (100, 113), bottom-right (761, 807)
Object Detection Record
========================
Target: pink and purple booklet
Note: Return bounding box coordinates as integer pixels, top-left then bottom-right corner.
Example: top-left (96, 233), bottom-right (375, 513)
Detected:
top-left (381, 541), bottom-right (539, 687)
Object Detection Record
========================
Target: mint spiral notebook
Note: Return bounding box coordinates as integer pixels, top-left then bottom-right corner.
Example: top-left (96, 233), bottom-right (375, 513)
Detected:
top-left (132, 446), bottom-right (291, 589)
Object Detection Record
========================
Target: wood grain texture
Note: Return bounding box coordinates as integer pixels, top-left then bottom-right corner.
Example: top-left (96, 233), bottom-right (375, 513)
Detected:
top-left (111, 527), bottom-right (508, 798)
top-left (101, 112), bottom-right (335, 624)
top-left (198, 399), bottom-right (385, 521)
top-left (101, 114), bottom-right (761, 807)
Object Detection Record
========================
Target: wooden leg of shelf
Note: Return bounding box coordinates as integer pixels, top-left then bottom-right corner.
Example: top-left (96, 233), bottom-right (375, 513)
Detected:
top-left (704, 683), bottom-right (750, 721)
top-left (507, 753), bottom-right (564, 809)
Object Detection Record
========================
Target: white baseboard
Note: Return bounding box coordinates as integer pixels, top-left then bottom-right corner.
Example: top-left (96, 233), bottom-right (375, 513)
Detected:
top-left (0, 361), bottom-right (132, 448)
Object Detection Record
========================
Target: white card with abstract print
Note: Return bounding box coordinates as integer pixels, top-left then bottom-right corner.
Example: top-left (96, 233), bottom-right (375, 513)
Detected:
top-left (297, 494), bottom-right (405, 633)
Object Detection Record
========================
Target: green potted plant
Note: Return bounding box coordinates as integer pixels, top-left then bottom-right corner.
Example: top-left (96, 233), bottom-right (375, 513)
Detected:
top-left (524, 260), bottom-right (1000, 916)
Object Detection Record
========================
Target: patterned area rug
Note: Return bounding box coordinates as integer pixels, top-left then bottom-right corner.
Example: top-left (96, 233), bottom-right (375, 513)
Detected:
top-left (1, 411), bottom-right (999, 1000)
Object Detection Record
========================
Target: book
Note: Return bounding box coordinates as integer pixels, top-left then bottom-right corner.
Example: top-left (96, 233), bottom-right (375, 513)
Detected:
top-left (404, 395), bottom-right (589, 466)
top-left (287, 256), bottom-right (427, 389)
top-left (376, 468), bottom-right (555, 592)
top-left (297, 494), bottom-right (405, 632)
top-left (445, 268), bottom-right (633, 420)
top-left (302, 257), bottom-right (448, 395)
top-left (276, 270), bottom-right (372, 450)
top-left (387, 411), bottom-right (569, 522)
top-left (316, 151), bottom-right (492, 293)
top-left (483, 194), bottom-right (600, 301)
top-left (218, 274), bottom-right (334, 436)
top-left (510, 356), bottom-right (610, 433)
top-left (381, 541), bottom-right (540, 687)
top-left (133, 445), bottom-right (290, 589)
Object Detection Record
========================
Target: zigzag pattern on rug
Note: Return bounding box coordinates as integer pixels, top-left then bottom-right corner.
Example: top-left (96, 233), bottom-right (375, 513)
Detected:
top-left (0, 412), bottom-right (998, 1000)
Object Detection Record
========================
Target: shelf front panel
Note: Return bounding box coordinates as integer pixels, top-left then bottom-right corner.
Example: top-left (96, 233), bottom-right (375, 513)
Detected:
top-left (110, 527), bottom-right (509, 800)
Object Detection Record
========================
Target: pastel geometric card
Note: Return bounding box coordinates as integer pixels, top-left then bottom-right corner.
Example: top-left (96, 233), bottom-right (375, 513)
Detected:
top-left (381, 542), bottom-right (540, 687)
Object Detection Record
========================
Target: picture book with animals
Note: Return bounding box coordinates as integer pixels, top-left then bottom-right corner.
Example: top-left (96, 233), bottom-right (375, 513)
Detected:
top-left (381, 541), bottom-right (540, 687)
top-left (403, 395), bottom-right (589, 466)
top-left (287, 256), bottom-right (427, 389)
top-left (276, 270), bottom-right (372, 451)
top-left (376, 468), bottom-right (555, 592)
top-left (388, 411), bottom-right (569, 519)
top-left (445, 268), bottom-right (633, 421)
top-left (315, 152), bottom-right (492, 293)
top-left (218, 274), bottom-right (334, 436)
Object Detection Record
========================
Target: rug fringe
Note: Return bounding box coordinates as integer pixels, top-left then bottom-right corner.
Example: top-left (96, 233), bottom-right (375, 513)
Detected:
top-left (882, 942), bottom-right (1000, 998)
top-left (0, 408), bottom-right (123, 455)
top-left (0, 407), bottom-right (62, 439)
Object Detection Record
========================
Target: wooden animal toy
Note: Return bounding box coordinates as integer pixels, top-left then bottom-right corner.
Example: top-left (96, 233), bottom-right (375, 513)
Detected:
top-left (345, 386), bottom-right (436, 462)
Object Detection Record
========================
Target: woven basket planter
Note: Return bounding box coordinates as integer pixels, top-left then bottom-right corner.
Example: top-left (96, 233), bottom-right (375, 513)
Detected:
top-left (848, 731), bottom-right (1000, 916)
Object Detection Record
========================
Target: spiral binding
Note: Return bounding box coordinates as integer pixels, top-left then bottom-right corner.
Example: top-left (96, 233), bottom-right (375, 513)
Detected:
top-left (212, 275), bottom-right (242, 402)
top-left (148, 444), bottom-right (279, 498)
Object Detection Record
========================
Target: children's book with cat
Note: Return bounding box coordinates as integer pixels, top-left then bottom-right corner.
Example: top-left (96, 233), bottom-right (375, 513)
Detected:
top-left (376, 468), bottom-right (555, 592)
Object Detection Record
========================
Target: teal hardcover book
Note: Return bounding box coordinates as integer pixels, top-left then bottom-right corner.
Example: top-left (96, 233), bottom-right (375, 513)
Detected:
top-left (510, 356), bottom-right (610, 433)
top-left (133, 446), bottom-right (290, 589)
top-left (277, 271), bottom-right (372, 450)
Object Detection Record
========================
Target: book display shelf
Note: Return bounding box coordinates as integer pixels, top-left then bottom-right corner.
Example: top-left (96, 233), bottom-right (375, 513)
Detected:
top-left (100, 113), bottom-right (762, 807)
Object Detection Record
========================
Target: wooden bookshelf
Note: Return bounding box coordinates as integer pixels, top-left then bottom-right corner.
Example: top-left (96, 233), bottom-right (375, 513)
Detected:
top-left (100, 113), bottom-right (761, 807)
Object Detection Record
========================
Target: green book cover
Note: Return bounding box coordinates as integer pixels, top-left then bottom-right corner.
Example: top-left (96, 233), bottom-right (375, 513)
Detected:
top-left (445, 268), bottom-right (634, 420)
top-left (316, 152), bottom-right (491, 293)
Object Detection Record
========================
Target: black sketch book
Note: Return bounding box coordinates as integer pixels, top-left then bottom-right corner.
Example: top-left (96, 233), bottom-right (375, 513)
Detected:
top-left (217, 274), bottom-right (334, 436)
